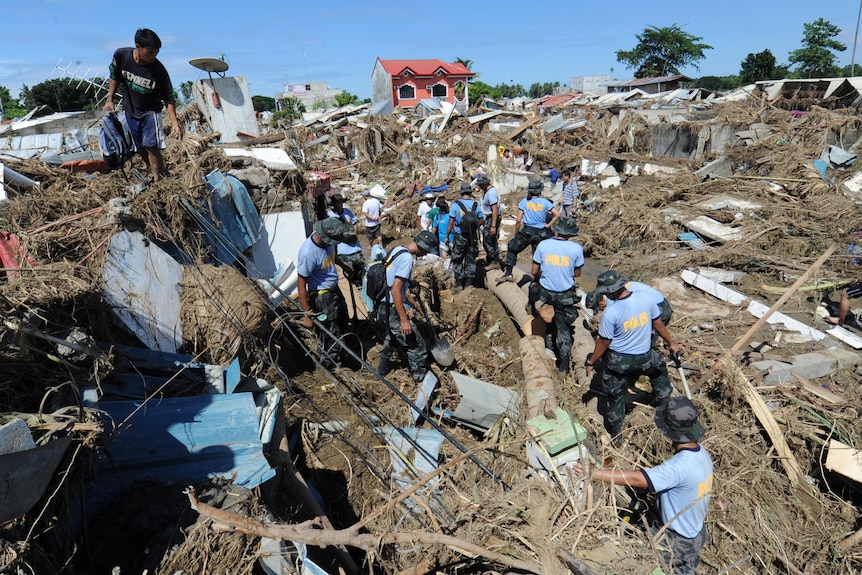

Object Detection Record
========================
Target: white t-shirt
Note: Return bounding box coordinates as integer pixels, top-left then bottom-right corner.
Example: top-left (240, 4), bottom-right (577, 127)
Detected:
top-left (417, 201), bottom-right (432, 231)
top-left (362, 197), bottom-right (382, 228)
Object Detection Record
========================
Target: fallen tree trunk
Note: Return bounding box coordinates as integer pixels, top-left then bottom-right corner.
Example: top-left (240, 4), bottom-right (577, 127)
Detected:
top-left (186, 487), bottom-right (542, 574)
top-left (487, 268), bottom-right (556, 418)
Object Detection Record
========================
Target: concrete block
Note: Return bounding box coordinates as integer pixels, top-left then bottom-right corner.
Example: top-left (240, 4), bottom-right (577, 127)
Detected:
top-left (752, 348), bottom-right (861, 385)
top-left (695, 157), bottom-right (733, 181)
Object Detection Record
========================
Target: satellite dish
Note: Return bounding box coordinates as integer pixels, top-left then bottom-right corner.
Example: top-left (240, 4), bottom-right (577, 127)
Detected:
top-left (189, 58), bottom-right (229, 108)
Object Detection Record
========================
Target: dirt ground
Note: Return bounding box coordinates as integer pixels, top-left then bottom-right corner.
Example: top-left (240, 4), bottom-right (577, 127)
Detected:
top-left (3, 96), bottom-right (862, 574)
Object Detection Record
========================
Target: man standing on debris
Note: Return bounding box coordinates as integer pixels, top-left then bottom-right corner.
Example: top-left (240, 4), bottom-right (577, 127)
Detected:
top-left (104, 28), bottom-right (181, 180)
top-left (474, 173), bottom-right (503, 269)
top-left (296, 219), bottom-right (347, 367)
top-left (327, 193), bottom-right (358, 232)
top-left (559, 168), bottom-right (580, 218)
top-left (362, 190), bottom-right (384, 248)
top-left (530, 217), bottom-right (584, 374)
top-left (377, 231), bottom-right (439, 383)
top-left (445, 183), bottom-right (483, 290)
top-left (585, 269), bottom-right (680, 442)
top-left (417, 192), bottom-right (435, 231)
top-left (573, 397), bottom-right (713, 575)
top-left (501, 179), bottom-right (559, 282)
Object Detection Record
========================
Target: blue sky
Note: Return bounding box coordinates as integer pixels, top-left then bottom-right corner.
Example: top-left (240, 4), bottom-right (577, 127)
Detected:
top-left (2, 1), bottom-right (861, 101)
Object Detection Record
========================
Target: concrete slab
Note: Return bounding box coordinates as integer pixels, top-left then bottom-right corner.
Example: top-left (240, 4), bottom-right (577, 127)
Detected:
top-left (752, 348), bottom-right (860, 384)
top-left (694, 194), bottom-right (762, 211)
top-left (695, 157), bottom-right (733, 181)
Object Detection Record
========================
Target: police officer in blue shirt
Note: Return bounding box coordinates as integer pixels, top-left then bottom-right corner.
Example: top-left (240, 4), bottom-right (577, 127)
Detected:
top-left (530, 217), bottom-right (584, 373)
top-left (297, 218), bottom-right (347, 367)
top-left (501, 179), bottom-right (560, 281)
top-left (585, 270), bottom-right (681, 443)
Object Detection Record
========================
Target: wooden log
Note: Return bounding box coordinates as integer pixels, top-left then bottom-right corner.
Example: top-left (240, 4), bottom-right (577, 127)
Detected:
top-left (557, 550), bottom-right (600, 575)
top-left (520, 336), bottom-right (557, 419)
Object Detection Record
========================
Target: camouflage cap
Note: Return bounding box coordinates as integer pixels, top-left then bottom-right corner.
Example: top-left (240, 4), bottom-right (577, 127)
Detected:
top-left (414, 230), bottom-right (439, 254)
top-left (654, 397), bottom-right (705, 443)
top-left (593, 269), bottom-right (628, 295)
top-left (315, 218), bottom-right (345, 246)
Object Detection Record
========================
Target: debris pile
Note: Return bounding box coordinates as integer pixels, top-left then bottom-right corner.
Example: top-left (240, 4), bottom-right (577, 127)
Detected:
top-left (2, 83), bottom-right (862, 575)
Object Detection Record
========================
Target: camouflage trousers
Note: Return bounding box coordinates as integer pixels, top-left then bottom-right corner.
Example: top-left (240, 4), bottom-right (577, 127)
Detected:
top-left (597, 348), bottom-right (673, 435)
top-left (377, 305), bottom-right (428, 382)
top-left (337, 252), bottom-right (366, 285)
top-left (308, 289), bottom-right (348, 364)
top-left (482, 217), bottom-right (500, 265)
top-left (450, 233), bottom-right (478, 286)
top-left (535, 285), bottom-right (578, 371)
top-left (651, 524), bottom-right (707, 575)
top-left (505, 226), bottom-right (551, 268)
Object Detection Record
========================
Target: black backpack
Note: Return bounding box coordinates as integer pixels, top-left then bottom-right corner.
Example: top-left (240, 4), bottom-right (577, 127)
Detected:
top-left (365, 247), bottom-right (409, 308)
top-left (98, 111), bottom-right (134, 171)
top-left (455, 200), bottom-right (479, 239)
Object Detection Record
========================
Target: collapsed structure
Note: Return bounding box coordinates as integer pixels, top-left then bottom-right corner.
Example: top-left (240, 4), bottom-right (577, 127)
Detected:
top-left (2, 76), bottom-right (862, 575)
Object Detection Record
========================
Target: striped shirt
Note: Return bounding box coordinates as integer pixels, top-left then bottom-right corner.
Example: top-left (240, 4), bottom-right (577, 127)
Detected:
top-left (561, 180), bottom-right (579, 206)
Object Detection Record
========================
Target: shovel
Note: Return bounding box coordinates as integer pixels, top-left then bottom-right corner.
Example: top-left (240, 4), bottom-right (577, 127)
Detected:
top-left (671, 351), bottom-right (692, 399)
top-left (418, 299), bottom-right (454, 367)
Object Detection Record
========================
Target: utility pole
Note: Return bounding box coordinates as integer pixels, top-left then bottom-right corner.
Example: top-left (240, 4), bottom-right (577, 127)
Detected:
top-left (853, 0), bottom-right (862, 76)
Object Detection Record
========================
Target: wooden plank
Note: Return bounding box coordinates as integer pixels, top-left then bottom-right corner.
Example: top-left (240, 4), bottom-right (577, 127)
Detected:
top-left (826, 439), bottom-right (862, 484)
top-left (504, 116), bottom-right (541, 141)
top-left (790, 371), bottom-right (843, 404)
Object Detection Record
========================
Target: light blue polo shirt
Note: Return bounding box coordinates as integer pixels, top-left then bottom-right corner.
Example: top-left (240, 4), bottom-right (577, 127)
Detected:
top-left (533, 238), bottom-right (584, 292)
top-left (449, 198), bottom-right (479, 234)
top-left (337, 240), bottom-right (363, 256)
top-left (518, 196), bottom-right (553, 229)
top-left (385, 246), bottom-right (413, 303)
top-left (606, 281), bottom-right (666, 310)
top-left (598, 291), bottom-right (660, 354)
top-left (480, 186), bottom-right (500, 217)
top-left (643, 445), bottom-right (714, 538)
top-left (297, 237), bottom-right (338, 291)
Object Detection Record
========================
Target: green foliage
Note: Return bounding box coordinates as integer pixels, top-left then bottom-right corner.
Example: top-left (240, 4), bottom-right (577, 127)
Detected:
top-left (453, 57), bottom-right (474, 70)
top-left (0, 85), bottom-right (26, 118)
top-left (528, 81), bottom-right (560, 98)
top-left (788, 18), bottom-right (847, 78)
top-left (179, 81), bottom-right (194, 106)
top-left (497, 82), bottom-right (526, 98)
top-left (272, 96), bottom-right (305, 125)
top-left (740, 49), bottom-right (782, 84)
top-left (837, 64), bottom-right (862, 77)
top-left (312, 99), bottom-right (327, 111)
top-left (468, 80), bottom-right (499, 100)
top-left (21, 78), bottom-right (101, 111)
top-left (335, 91), bottom-right (360, 107)
top-left (616, 24), bottom-right (712, 78)
top-left (252, 95), bottom-right (276, 111)
top-left (692, 75), bottom-right (740, 91)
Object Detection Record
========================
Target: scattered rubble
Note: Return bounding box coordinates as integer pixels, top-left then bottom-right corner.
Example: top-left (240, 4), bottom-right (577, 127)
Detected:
top-left (2, 80), bottom-right (862, 575)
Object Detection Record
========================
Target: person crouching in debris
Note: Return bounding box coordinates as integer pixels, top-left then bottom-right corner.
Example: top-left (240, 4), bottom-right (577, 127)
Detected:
top-left (445, 183), bottom-right (483, 290)
top-left (573, 397), bottom-right (713, 575)
top-left (585, 270), bottom-right (680, 444)
top-left (530, 217), bottom-right (584, 374)
top-left (104, 28), bottom-right (181, 180)
top-left (500, 179), bottom-right (559, 282)
top-left (336, 229), bottom-right (366, 287)
top-left (376, 231), bottom-right (439, 383)
top-left (296, 219), bottom-right (347, 368)
top-left (826, 282), bottom-right (862, 327)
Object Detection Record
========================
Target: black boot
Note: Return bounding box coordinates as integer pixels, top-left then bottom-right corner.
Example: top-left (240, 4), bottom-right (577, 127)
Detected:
top-left (500, 265), bottom-right (513, 282)
top-left (377, 355), bottom-right (392, 378)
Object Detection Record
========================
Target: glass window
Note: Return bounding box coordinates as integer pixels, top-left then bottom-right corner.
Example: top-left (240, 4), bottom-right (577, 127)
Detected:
top-left (431, 83), bottom-right (447, 98)
top-left (398, 84), bottom-right (416, 100)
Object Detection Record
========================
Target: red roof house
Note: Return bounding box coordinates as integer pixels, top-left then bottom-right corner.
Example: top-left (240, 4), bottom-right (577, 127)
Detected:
top-left (371, 58), bottom-right (476, 109)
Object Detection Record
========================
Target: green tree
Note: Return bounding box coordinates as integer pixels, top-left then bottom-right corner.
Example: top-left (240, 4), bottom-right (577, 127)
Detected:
top-left (21, 78), bottom-right (101, 111)
top-left (334, 91), bottom-right (360, 107)
top-left (0, 85), bottom-right (26, 119)
top-left (616, 24), bottom-right (712, 78)
top-left (453, 57), bottom-right (474, 70)
top-left (252, 95), bottom-right (276, 111)
top-left (693, 75), bottom-right (741, 91)
top-left (179, 81), bottom-right (194, 106)
top-left (496, 82), bottom-right (526, 98)
top-left (276, 96), bottom-right (305, 122)
top-left (468, 80), bottom-right (500, 101)
top-left (837, 64), bottom-right (862, 77)
top-left (788, 18), bottom-right (847, 77)
top-left (528, 81), bottom-right (561, 98)
top-left (739, 49), bottom-right (781, 84)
